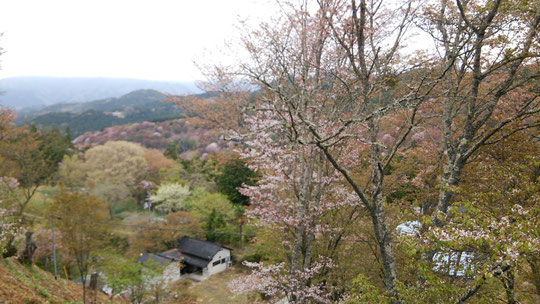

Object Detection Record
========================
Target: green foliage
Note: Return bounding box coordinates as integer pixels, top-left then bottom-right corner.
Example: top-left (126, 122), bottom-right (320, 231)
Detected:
top-left (164, 141), bottom-right (179, 160)
top-left (177, 138), bottom-right (197, 153)
top-left (96, 251), bottom-right (146, 299)
top-left (58, 155), bottom-right (86, 189)
top-left (58, 141), bottom-right (148, 216)
top-left (128, 259), bottom-right (164, 304)
top-left (96, 251), bottom-right (164, 303)
top-left (90, 183), bottom-right (132, 211)
top-left (205, 208), bottom-right (226, 242)
top-left (0, 124), bottom-right (72, 215)
top-left (36, 127), bottom-right (73, 179)
top-left (345, 274), bottom-right (388, 303)
top-left (159, 160), bottom-right (216, 191)
top-left (186, 189), bottom-right (235, 225)
top-left (186, 189), bottom-right (236, 242)
top-left (37, 286), bottom-right (50, 298)
top-left (216, 158), bottom-right (258, 206)
top-left (110, 200), bottom-right (143, 215)
top-left (242, 252), bottom-right (266, 263)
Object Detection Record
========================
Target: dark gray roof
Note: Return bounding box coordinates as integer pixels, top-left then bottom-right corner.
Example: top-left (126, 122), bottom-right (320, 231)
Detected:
top-left (160, 248), bottom-right (182, 260)
top-left (177, 236), bottom-right (228, 260)
top-left (181, 253), bottom-right (211, 268)
top-left (137, 252), bottom-right (175, 266)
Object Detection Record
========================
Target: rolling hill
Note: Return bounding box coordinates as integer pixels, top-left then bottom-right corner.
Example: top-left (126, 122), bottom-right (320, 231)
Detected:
top-left (0, 76), bottom-right (200, 109)
top-left (18, 89), bottom-right (186, 137)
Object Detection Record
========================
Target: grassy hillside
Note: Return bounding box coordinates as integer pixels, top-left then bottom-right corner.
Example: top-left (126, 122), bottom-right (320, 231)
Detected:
top-left (0, 257), bottom-right (124, 304)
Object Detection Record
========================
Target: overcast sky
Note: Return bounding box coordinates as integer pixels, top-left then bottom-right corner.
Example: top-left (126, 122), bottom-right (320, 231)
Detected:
top-left (0, 0), bottom-right (274, 82)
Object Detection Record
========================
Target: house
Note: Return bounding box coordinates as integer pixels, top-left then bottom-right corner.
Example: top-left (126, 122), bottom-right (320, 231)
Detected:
top-left (137, 236), bottom-right (232, 282)
top-left (177, 236), bottom-right (232, 278)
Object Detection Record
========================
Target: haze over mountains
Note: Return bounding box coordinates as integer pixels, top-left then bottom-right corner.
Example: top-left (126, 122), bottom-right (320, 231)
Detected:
top-left (0, 76), bottom-right (201, 109)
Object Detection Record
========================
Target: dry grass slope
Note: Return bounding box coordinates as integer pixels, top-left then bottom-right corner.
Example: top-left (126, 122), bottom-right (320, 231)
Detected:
top-left (0, 257), bottom-right (123, 304)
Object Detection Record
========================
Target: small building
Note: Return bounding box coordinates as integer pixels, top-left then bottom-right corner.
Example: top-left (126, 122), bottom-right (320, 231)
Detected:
top-left (137, 248), bottom-right (183, 283)
top-left (177, 236), bottom-right (232, 278)
top-left (137, 236), bottom-right (232, 282)
top-left (395, 221), bottom-right (475, 277)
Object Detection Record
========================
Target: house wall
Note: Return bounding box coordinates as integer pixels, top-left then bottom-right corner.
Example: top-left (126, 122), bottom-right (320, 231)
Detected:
top-left (207, 248), bottom-right (231, 276)
top-left (162, 262), bottom-right (181, 283)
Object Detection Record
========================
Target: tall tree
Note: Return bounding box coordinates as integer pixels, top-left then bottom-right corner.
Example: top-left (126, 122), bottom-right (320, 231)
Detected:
top-left (216, 158), bottom-right (258, 206)
top-left (228, 0), bottom-right (439, 300)
top-left (0, 121), bottom-right (70, 216)
top-left (75, 141), bottom-right (148, 216)
top-left (47, 187), bottom-right (110, 304)
top-left (421, 0), bottom-right (540, 222)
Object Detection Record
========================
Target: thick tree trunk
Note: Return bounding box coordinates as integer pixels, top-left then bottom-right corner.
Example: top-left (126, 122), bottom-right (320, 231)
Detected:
top-left (501, 269), bottom-right (517, 304)
top-left (19, 231), bottom-right (37, 264)
top-left (432, 161), bottom-right (463, 227)
top-left (369, 195), bottom-right (399, 301)
top-left (291, 156), bottom-right (312, 274)
top-left (290, 154), bottom-right (314, 303)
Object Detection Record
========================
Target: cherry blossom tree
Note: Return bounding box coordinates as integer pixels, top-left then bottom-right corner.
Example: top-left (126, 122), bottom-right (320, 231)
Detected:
top-left (229, 107), bottom-right (358, 302)
top-left (418, 0), bottom-right (540, 227)
top-left (228, 0), bottom-right (443, 300)
top-left (0, 176), bottom-right (21, 257)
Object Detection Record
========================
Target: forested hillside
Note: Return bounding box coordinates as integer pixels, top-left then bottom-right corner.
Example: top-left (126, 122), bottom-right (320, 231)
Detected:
top-left (17, 89), bottom-right (184, 137)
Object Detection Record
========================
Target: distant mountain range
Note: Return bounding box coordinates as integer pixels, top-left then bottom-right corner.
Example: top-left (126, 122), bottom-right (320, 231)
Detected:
top-left (17, 89), bottom-right (186, 137)
top-left (0, 76), bottom-right (201, 109)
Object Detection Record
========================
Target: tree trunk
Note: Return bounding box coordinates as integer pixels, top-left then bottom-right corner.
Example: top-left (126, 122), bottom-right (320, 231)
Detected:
top-left (369, 119), bottom-right (399, 301)
top-left (82, 279), bottom-right (87, 304)
top-left (1, 236), bottom-right (18, 258)
top-left (433, 159), bottom-right (464, 227)
top-left (290, 155), bottom-right (313, 302)
top-left (369, 195), bottom-right (399, 302)
top-left (89, 272), bottom-right (99, 304)
top-left (501, 269), bottom-right (517, 304)
top-left (19, 231), bottom-right (37, 264)
top-left (528, 259), bottom-right (540, 296)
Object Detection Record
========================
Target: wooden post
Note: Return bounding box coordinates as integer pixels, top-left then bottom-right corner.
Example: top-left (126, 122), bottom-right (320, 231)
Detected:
top-left (63, 265), bottom-right (69, 280)
top-left (51, 216), bottom-right (58, 280)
